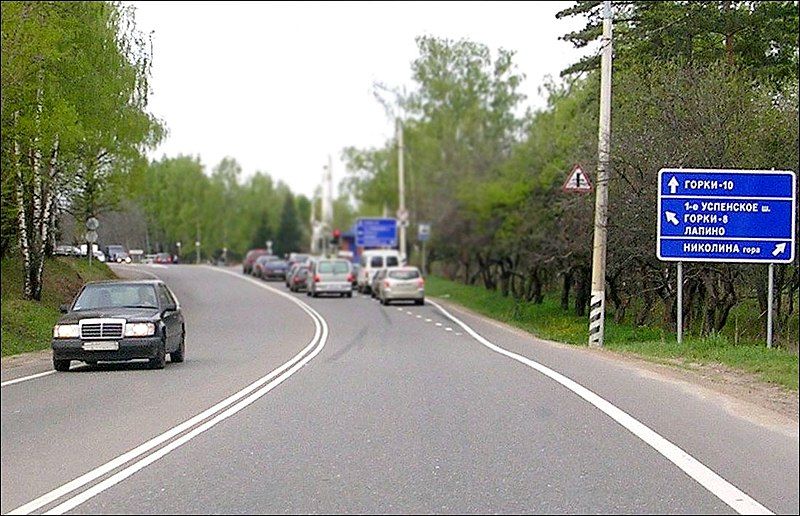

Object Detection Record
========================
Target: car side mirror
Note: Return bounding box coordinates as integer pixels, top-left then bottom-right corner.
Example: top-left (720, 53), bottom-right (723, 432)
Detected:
top-left (59, 304), bottom-right (69, 314)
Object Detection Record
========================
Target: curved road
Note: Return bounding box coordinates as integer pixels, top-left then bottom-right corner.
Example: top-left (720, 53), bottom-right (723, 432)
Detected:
top-left (1, 264), bottom-right (797, 514)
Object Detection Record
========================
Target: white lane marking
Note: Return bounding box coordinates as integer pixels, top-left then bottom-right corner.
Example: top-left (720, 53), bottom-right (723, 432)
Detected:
top-left (10, 268), bottom-right (329, 515)
top-left (1, 370), bottom-right (56, 387)
top-left (435, 322), bottom-right (443, 327)
top-left (4, 267), bottom-right (163, 390)
top-left (396, 308), bottom-right (403, 311)
top-left (148, 264), bottom-right (168, 269)
top-left (445, 327), bottom-right (453, 332)
top-left (406, 311), bottom-right (413, 315)
top-left (455, 332), bottom-right (463, 336)
top-left (3, 266), bottom-right (164, 390)
top-left (416, 315), bottom-right (422, 319)
top-left (425, 318), bottom-right (432, 322)
top-left (428, 300), bottom-right (772, 515)
top-left (49, 306), bottom-right (329, 514)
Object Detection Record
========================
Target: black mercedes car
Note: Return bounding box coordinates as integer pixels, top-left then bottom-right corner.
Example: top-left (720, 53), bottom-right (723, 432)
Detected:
top-left (51, 280), bottom-right (185, 371)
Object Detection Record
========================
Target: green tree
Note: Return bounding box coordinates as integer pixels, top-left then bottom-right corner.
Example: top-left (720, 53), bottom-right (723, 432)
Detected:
top-left (275, 193), bottom-right (302, 256)
top-left (1, 1), bottom-right (161, 299)
top-left (557, 1), bottom-right (799, 86)
top-left (251, 211), bottom-right (273, 251)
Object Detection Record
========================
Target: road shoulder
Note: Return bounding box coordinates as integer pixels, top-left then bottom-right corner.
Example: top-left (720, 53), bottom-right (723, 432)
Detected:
top-left (433, 297), bottom-right (799, 426)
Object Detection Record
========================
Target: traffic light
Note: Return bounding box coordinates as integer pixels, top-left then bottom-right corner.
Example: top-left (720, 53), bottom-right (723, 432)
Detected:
top-left (332, 229), bottom-right (341, 246)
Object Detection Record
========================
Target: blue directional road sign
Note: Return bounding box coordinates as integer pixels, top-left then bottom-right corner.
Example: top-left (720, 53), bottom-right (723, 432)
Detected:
top-left (355, 218), bottom-right (398, 248)
top-left (657, 169), bottom-right (796, 263)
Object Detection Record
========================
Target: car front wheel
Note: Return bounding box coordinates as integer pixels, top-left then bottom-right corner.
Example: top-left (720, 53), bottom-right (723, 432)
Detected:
top-left (171, 332), bottom-right (185, 363)
top-left (53, 359), bottom-right (71, 372)
top-left (149, 341), bottom-right (166, 369)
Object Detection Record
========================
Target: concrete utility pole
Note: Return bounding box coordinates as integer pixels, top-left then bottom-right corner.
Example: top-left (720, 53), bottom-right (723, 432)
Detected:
top-left (195, 221), bottom-right (201, 265)
top-left (589, 0), bottom-right (613, 348)
top-left (397, 118), bottom-right (407, 262)
top-left (324, 156), bottom-right (334, 226)
top-left (310, 190), bottom-right (317, 253)
top-left (321, 158), bottom-right (334, 257)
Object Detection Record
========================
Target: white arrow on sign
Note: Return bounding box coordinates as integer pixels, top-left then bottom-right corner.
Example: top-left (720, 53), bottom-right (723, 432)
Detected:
top-left (665, 211), bottom-right (679, 225)
top-left (772, 242), bottom-right (787, 256)
top-left (668, 176), bottom-right (679, 194)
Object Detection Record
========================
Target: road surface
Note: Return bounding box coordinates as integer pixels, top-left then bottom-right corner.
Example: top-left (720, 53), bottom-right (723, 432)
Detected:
top-left (2, 264), bottom-right (797, 514)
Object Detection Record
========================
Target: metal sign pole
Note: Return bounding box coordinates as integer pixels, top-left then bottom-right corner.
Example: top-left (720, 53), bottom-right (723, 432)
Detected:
top-left (422, 240), bottom-right (427, 277)
top-left (397, 118), bottom-right (407, 263)
top-left (677, 262), bottom-right (683, 344)
top-left (767, 263), bottom-right (774, 348)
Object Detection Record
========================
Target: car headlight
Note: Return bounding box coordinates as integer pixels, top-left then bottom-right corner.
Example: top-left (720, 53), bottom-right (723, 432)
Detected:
top-left (53, 324), bottom-right (80, 339)
top-left (124, 322), bottom-right (156, 337)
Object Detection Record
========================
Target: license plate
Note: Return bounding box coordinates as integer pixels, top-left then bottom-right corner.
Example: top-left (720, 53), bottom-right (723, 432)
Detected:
top-left (82, 341), bottom-right (119, 351)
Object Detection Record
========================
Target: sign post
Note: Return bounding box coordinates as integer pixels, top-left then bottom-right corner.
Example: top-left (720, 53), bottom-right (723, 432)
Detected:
top-left (418, 223), bottom-right (431, 276)
top-left (676, 262), bottom-right (683, 343)
top-left (85, 217), bottom-right (99, 265)
top-left (657, 168), bottom-right (796, 346)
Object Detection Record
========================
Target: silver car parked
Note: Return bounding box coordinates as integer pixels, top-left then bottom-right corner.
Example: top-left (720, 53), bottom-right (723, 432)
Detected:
top-left (379, 267), bottom-right (425, 305)
top-left (306, 259), bottom-right (353, 298)
top-left (370, 269), bottom-right (387, 299)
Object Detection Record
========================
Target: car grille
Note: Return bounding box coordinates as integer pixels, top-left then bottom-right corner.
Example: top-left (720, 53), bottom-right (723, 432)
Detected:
top-left (80, 321), bottom-right (124, 340)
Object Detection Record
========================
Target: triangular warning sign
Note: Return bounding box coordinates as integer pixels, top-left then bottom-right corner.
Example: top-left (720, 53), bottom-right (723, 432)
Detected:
top-left (562, 164), bottom-right (593, 193)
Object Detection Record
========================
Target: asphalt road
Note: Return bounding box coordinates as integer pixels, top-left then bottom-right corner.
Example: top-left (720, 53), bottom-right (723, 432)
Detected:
top-left (1, 264), bottom-right (797, 514)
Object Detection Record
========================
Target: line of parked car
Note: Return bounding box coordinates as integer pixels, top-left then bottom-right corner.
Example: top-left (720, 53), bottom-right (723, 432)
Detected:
top-left (242, 248), bottom-right (424, 305)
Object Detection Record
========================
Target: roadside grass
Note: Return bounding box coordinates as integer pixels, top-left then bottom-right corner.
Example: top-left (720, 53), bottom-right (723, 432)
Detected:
top-left (1, 256), bottom-right (116, 357)
top-left (425, 276), bottom-right (798, 391)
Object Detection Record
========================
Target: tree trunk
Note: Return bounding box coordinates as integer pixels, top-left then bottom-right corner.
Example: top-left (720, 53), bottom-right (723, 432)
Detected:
top-left (561, 269), bottom-right (572, 311)
top-left (724, 1), bottom-right (735, 66)
top-left (608, 274), bottom-right (626, 323)
top-left (13, 112), bottom-right (33, 300)
top-left (574, 266), bottom-right (590, 317)
top-left (528, 266), bottom-right (543, 304)
top-left (32, 136), bottom-right (59, 300)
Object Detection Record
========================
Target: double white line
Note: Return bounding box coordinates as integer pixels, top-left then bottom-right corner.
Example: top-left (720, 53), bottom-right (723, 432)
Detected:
top-left (9, 268), bottom-right (329, 515)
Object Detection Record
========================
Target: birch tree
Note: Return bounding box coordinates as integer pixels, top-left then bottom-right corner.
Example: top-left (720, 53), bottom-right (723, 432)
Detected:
top-left (1, 1), bottom-right (160, 299)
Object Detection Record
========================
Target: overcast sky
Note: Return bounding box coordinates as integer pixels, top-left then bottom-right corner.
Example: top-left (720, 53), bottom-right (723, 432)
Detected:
top-left (130, 1), bottom-right (590, 199)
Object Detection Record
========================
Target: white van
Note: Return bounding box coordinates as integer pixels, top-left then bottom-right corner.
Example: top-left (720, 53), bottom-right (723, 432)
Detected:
top-left (357, 250), bottom-right (402, 293)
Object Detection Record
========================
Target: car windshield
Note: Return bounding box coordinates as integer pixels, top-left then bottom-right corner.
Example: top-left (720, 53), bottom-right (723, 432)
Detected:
top-left (389, 269), bottom-right (420, 280)
top-left (318, 261), bottom-right (350, 274)
top-left (73, 284), bottom-right (159, 311)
